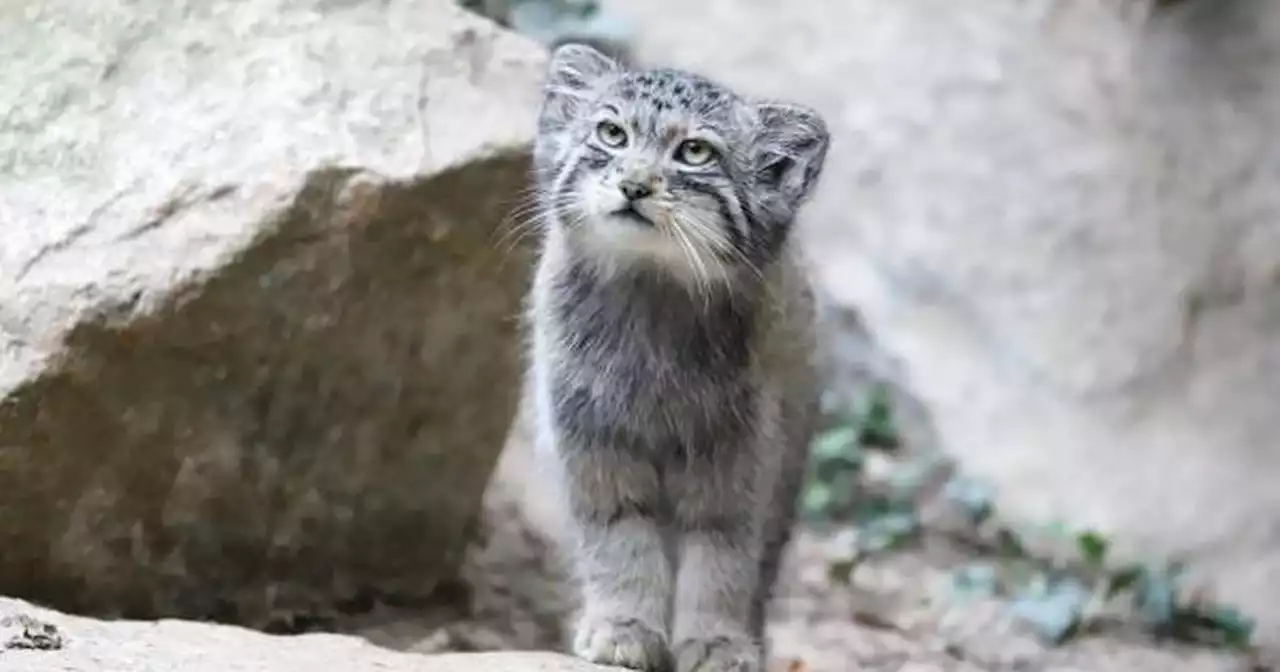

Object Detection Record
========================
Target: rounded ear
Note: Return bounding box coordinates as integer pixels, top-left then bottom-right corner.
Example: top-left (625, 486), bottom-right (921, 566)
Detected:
top-left (753, 102), bottom-right (830, 209)
top-left (539, 43), bottom-right (621, 133)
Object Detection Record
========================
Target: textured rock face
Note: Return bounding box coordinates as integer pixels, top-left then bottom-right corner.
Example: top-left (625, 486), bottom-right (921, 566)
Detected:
top-left (0, 597), bottom-right (606, 672)
top-left (610, 0), bottom-right (1280, 647)
top-left (0, 0), bottom-right (544, 626)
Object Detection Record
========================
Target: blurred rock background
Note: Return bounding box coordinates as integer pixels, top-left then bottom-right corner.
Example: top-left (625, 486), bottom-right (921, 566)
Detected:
top-left (2, 0), bottom-right (1279, 671)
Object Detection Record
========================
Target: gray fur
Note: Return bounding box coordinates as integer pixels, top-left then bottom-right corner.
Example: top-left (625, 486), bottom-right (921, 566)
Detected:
top-left (525, 43), bottom-right (829, 672)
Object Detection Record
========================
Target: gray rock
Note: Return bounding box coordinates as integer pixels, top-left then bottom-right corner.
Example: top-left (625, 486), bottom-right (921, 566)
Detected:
top-left (0, 0), bottom-right (545, 627)
top-left (610, 0), bottom-right (1280, 649)
top-left (0, 596), bottom-right (607, 672)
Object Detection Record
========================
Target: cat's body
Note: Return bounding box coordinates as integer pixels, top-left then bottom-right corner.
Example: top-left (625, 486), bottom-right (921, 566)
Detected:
top-left (524, 44), bottom-right (830, 672)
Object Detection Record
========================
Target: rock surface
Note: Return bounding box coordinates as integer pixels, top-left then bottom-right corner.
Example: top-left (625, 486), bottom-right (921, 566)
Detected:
top-left (606, 0), bottom-right (1280, 649)
top-left (0, 0), bottom-right (544, 627)
top-left (0, 597), bottom-right (607, 672)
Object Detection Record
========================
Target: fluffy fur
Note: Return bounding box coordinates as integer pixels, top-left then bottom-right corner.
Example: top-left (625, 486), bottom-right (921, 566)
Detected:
top-left (523, 43), bottom-right (830, 672)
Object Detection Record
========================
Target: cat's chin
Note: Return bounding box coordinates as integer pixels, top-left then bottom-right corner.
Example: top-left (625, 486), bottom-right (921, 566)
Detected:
top-left (576, 240), bottom-right (735, 289)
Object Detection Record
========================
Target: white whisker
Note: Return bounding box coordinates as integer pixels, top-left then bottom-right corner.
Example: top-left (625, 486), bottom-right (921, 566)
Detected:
top-left (494, 192), bottom-right (581, 256)
top-left (680, 207), bottom-right (765, 283)
top-left (669, 214), bottom-right (713, 311)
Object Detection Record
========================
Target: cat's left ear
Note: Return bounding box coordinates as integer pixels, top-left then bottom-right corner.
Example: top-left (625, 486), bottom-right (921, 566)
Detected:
top-left (752, 102), bottom-right (830, 210)
top-left (539, 43), bottom-right (620, 133)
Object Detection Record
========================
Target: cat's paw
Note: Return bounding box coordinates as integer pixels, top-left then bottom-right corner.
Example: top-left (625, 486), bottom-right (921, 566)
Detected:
top-left (673, 634), bottom-right (761, 672)
top-left (573, 615), bottom-right (673, 671)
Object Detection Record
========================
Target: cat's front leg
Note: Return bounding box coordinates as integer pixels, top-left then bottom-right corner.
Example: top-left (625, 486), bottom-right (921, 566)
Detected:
top-left (668, 453), bottom-right (768, 672)
top-left (558, 442), bottom-right (674, 672)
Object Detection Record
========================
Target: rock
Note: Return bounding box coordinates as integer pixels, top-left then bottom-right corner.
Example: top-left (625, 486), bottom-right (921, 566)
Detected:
top-left (0, 0), bottom-right (545, 627)
top-left (459, 0), bottom-right (635, 64)
top-left (610, 0), bottom-right (1280, 649)
top-left (0, 596), bottom-right (608, 671)
top-left (1, 613), bottom-right (65, 652)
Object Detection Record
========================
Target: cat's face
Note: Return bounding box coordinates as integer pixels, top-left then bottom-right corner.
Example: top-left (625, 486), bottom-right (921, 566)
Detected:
top-left (533, 45), bottom-right (830, 286)
top-left (566, 76), bottom-right (749, 280)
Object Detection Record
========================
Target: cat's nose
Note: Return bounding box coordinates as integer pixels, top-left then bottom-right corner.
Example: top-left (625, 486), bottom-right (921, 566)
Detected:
top-left (619, 180), bottom-right (652, 202)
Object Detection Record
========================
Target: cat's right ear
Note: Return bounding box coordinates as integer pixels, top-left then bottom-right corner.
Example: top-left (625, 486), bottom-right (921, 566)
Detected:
top-left (539, 43), bottom-right (619, 133)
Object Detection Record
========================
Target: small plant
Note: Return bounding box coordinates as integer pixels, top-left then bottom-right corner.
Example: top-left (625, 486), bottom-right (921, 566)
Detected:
top-left (851, 384), bottom-right (900, 451)
top-left (806, 385), bottom-right (1258, 653)
top-left (801, 422), bottom-right (864, 522)
top-left (941, 474), bottom-right (1257, 650)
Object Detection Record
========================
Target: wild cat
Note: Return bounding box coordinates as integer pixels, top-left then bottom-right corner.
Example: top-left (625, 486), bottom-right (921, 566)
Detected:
top-left (524, 43), bottom-right (830, 672)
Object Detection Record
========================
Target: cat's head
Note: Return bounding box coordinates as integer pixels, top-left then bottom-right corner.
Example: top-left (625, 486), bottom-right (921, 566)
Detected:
top-left (533, 44), bottom-right (830, 285)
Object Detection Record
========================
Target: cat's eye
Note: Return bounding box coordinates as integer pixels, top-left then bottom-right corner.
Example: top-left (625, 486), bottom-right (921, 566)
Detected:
top-left (675, 139), bottom-right (716, 166)
top-left (596, 120), bottom-right (628, 148)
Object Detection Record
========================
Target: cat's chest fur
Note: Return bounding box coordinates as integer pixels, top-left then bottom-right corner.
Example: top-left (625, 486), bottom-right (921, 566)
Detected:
top-left (546, 260), bottom-right (759, 455)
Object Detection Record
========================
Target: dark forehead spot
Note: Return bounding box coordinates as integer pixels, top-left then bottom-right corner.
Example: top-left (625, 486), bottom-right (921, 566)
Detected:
top-left (612, 67), bottom-right (737, 117)
top-left (637, 91), bottom-right (673, 112)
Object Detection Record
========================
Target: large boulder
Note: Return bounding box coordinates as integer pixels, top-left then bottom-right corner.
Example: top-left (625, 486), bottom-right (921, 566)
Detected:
top-left (0, 0), bottom-right (544, 627)
top-left (612, 0), bottom-right (1280, 648)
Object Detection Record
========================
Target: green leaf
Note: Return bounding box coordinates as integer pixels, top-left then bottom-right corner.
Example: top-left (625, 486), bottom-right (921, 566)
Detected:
top-left (1104, 565), bottom-right (1144, 600)
top-left (856, 386), bottom-right (900, 449)
top-left (1202, 605), bottom-right (1256, 648)
top-left (811, 426), bottom-right (860, 463)
top-left (801, 483), bottom-right (834, 517)
top-left (1133, 568), bottom-right (1178, 626)
top-left (826, 472), bottom-right (858, 512)
top-left (852, 494), bottom-right (898, 524)
top-left (1076, 531), bottom-right (1110, 567)
top-left (858, 510), bottom-right (920, 554)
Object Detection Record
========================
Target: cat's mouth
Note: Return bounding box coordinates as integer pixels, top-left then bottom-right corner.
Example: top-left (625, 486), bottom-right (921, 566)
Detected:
top-left (611, 204), bottom-right (654, 227)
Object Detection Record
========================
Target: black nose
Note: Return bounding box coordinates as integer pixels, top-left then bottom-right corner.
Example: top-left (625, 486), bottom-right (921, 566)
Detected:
top-left (619, 180), bottom-right (652, 201)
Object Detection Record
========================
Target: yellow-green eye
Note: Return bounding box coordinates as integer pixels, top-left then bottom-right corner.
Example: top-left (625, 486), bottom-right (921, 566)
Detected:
top-left (676, 139), bottom-right (715, 166)
top-left (596, 120), bottom-right (628, 148)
